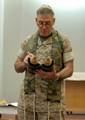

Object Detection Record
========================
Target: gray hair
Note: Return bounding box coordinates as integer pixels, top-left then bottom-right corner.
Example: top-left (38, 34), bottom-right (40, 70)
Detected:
top-left (36, 4), bottom-right (54, 16)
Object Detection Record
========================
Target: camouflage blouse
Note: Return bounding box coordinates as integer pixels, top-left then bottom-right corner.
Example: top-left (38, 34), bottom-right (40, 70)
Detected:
top-left (17, 29), bottom-right (73, 113)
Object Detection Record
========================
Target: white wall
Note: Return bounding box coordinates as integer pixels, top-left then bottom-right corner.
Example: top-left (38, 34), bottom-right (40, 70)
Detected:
top-left (56, 10), bottom-right (85, 72)
top-left (2, 0), bottom-right (24, 102)
top-left (0, 0), bottom-right (4, 98)
top-left (0, 1), bottom-right (85, 102)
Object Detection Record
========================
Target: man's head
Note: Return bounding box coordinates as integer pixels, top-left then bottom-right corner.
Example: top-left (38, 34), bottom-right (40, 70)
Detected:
top-left (36, 4), bottom-right (55, 37)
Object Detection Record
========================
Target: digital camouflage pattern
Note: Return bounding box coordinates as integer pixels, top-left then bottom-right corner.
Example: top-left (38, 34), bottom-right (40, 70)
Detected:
top-left (17, 30), bottom-right (73, 120)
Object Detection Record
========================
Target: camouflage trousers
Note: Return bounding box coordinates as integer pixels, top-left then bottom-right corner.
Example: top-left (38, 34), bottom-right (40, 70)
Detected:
top-left (17, 93), bottom-right (65, 120)
top-left (18, 110), bottom-right (65, 120)
top-left (17, 78), bottom-right (65, 120)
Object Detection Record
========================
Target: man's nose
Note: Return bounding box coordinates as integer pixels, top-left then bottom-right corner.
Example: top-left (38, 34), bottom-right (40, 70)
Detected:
top-left (42, 25), bottom-right (47, 29)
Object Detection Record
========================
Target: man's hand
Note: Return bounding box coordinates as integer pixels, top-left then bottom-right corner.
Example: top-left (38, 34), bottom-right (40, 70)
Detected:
top-left (36, 70), bottom-right (60, 80)
top-left (23, 52), bottom-right (35, 64)
top-left (14, 52), bottom-right (35, 73)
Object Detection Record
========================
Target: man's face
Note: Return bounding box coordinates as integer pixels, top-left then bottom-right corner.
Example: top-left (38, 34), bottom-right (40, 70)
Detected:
top-left (36, 14), bottom-right (55, 37)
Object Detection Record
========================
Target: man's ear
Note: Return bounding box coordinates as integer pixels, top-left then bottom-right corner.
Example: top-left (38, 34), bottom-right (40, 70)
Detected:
top-left (53, 18), bottom-right (55, 24)
top-left (35, 18), bottom-right (38, 26)
top-left (35, 17), bottom-right (37, 22)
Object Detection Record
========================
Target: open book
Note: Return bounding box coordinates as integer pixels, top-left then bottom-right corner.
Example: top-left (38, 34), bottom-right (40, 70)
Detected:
top-left (6, 102), bottom-right (18, 107)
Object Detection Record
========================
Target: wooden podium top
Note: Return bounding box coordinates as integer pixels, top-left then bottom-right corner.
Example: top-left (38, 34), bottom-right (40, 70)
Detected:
top-left (65, 72), bottom-right (85, 81)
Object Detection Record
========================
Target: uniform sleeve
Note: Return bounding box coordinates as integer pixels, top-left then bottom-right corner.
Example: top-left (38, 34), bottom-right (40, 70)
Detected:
top-left (17, 38), bottom-right (29, 59)
top-left (63, 36), bottom-right (74, 63)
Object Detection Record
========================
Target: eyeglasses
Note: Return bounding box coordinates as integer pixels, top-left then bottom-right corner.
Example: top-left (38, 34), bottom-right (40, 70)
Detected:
top-left (37, 21), bottom-right (52, 27)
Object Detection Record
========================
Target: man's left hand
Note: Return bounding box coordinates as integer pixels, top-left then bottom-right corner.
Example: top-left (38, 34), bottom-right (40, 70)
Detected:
top-left (36, 70), bottom-right (60, 80)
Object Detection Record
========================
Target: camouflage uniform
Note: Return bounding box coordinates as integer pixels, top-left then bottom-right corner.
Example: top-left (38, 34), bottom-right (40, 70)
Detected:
top-left (17, 30), bottom-right (73, 120)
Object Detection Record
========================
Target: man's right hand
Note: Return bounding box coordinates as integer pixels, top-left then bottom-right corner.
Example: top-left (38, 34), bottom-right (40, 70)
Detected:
top-left (14, 52), bottom-right (35, 73)
top-left (23, 52), bottom-right (35, 65)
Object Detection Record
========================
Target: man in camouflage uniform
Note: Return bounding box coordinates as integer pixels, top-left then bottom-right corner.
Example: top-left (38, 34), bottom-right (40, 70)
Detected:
top-left (14, 4), bottom-right (74, 120)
